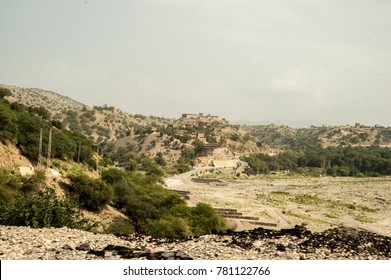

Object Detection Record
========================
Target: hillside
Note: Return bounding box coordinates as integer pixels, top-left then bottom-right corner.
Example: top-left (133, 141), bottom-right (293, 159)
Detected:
top-left (1, 84), bottom-right (263, 171)
top-left (2, 83), bottom-right (391, 177)
top-left (243, 124), bottom-right (391, 151)
top-left (0, 83), bottom-right (171, 142)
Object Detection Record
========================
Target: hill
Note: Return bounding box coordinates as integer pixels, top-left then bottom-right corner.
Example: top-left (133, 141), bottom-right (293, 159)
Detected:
top-left (243, 123), bottom-right (391, 151)
top-left (1, 83), bottom-right (263, 172)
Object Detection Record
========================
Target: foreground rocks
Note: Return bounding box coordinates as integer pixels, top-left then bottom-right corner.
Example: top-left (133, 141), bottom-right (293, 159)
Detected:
top-left (0, 225), bottom-right (390, 260)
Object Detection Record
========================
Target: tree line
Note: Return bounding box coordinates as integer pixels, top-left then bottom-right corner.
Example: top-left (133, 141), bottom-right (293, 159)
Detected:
top-left (241, 146), bottom-right (391, 177)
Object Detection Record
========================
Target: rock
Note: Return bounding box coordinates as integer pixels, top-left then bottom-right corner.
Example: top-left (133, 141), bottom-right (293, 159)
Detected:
top-left (175, 251), bottom-right (193, 260)
top-left (103, 245), bottom-right (132, 252)
top-left (63, 243), bottom-right (75, 250)
top-left (252, 240), bottom-right (263, 248)
top-left (87, 250), bottom-right (105, 257)
top-left (276, 244), bottom-right (286, 251)
top-left (76, 242), bottom-right (91, 251)
top-left (143, 247), bottom-right (153, 254)
top-left (161, 252), bottom-right (175, 259)
top-left (153, 247), bottom-right (166, 254)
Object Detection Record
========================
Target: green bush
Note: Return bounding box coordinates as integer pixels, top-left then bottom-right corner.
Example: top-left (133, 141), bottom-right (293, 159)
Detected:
top-left (0, 188), bottom-right (96, 230)
top-left (105, 218), bottom-right (134, 236)
top-left (0, 87), bottom-right (12, 98)
top-left (147, 215), bottom-right (192, 238)
top-left (0, 100), bottom-right (18, 142)
top-left (20, 170), bottom-right (46, 193)
top-left (68, 173), bottom-right (113, 212)
top-left (337, 166), bottom-right (350, 176)
top-left (0, 168), bottom-right (22, 204)
top-left (101, 168), bottom-right (126, 184)
top-left (101, 168), bottom-right (227, 237)
top-left (190, 203), bottom-right (227, 236)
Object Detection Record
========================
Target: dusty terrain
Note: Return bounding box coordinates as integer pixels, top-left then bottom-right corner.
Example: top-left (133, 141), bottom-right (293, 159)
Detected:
top-left (165, 169), bottom-right (391, 236)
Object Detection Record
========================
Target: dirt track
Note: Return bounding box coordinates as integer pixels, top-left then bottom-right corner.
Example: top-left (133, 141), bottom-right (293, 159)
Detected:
top-left (165, 170), bottom-right (391, 236)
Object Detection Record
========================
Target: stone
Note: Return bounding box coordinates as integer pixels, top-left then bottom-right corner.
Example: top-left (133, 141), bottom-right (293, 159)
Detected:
top-left (276, 244), bottom-right (286, 251)
top-left (63, 243), bottom-right (75, 250)
top-left (76, 242), bottom-right (91, 251)
top-left (87, 250), bottom-right (105, 257)
top-left (161, 252), bottom-right (175, 259)
top-left (153, 247), bottom-right (166, 254)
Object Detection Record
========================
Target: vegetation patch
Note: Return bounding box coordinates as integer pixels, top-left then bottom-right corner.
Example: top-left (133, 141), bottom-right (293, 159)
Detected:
top-left (285, 210), bottom-right (332, 225)
top-left (354, 214), bottom-right (373, 223)
top-left (323, 213), bottom-right (340, 219)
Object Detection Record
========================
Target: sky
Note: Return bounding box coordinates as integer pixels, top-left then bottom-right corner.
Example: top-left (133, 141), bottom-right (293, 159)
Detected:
top-left (0, 0), bottom-right (390, 126)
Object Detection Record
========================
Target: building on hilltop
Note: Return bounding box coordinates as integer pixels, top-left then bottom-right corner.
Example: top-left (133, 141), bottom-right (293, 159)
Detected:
top-left (181, 113), bottom-right (200, 119)
top-left (181, 113), bottom-right (220, 122)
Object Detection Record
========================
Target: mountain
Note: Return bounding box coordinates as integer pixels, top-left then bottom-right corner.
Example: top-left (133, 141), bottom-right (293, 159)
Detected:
top-left (231, 119), bottom-right (323, 128)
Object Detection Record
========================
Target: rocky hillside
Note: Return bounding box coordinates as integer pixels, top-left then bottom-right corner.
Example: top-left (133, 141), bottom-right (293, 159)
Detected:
top-left (244, 124), bottom-right (391, 151)
top-left (0, 83), bottom-right (171, 142)
top-left (1, 84), bottom-right (263, 169)
top-left (3, 83), bottom-right (390, 171)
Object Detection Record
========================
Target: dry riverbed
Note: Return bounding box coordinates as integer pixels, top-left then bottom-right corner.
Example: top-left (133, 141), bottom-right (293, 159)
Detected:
top-left (165, 174), bottom-right (391, 236)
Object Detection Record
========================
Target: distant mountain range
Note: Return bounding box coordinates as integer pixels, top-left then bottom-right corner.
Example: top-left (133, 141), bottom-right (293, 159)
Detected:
top-left (231, 119), bottom-right (323, 128)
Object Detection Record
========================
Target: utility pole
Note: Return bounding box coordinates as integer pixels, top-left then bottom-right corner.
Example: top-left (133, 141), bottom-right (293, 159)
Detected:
top-left (95, 142), bottom-right (100, 172)
top-left (38, 127), bottom-right (43, 165)
top-left (47, 126), bottom-right (52, 169)
top-left (77, 141), bottom-right (81, 163)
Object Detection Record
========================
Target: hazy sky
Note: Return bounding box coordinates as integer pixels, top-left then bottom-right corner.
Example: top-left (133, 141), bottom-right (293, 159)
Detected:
top-left (1, 0), bottom-right (390, 126)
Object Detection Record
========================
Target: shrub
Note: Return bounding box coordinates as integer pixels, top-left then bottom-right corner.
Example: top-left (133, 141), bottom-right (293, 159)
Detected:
top-left (100, 168), bottom-right (227, 237)
top-left (0, 87), bottom-right (12, 98)
top-left (0, 188), bottom-right (96, 230)
top-left (0, 168), bottom-right (22, 204)
top-left (0, 101), bottom-right (18, 142)
top-left (105, 218), bottom-right (134, 236)
top-left (20, 170), bottom-right (46, 193)
top-left (147, 215), bottom-right (192, 238)
top-left (101, 168), bottom-right (126, 184)
top-left (337, 166), bottom-right (350, 177)
top-left (190, 203), bottom-right (227, 236)
top-left (68, 173), bottom-right (113, 212)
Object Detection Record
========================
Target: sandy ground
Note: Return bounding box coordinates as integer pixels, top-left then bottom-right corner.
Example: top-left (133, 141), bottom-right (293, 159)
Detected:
top-left (165, 170), bottom-right (391, 236)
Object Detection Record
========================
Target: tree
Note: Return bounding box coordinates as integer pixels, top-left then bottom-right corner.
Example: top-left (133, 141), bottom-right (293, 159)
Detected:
top-left (16, 112), bottom-right (45, 159)
top-left (28, 106), bottom-right (51, 120)
top-left (68, 173), bottom-right (113, 212)
top-left (0, 101), bottom-right (18, 142)
top-left (190, 203), bottom-right (226, 236)
top-left (180, 134), bottom-right (192, 143)
top-left (0, 88), bottom-right (11, 99)
top-left (154, 152), bottom-right (167, 166)
top-left (193, 139), bottom-right (205, 156)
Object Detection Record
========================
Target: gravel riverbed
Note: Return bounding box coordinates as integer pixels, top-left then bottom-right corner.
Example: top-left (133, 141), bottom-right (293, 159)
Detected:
top-left (1, 225), bottom-right (390, 260)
